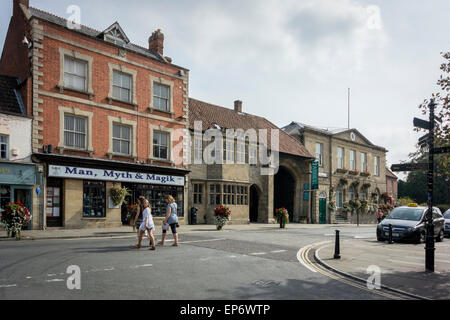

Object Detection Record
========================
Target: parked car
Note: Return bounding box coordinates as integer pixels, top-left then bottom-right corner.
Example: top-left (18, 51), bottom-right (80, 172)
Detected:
top-left (377, 204), bottom-right (445, 243)
top-left (444, 209), bottom-right (450, 238)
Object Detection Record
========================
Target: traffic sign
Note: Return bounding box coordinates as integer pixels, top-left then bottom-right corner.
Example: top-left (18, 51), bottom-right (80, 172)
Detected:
top-left (391, 162), bottom-right (428, 172)
top-left (311, 161), bottom-right (319, 190)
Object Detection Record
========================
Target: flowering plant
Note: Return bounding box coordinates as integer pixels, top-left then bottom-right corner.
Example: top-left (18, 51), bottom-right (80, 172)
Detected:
top-left (1, 202), bottom-right (32, 240)
top-left (275, 208), bottom-right (289, 225)
top-left (126, 202), bottom-right (139, 219)
top-left (214, 205), bottom-right (231, 230)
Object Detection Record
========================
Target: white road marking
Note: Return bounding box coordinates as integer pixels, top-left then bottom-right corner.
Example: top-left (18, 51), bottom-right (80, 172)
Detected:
top-left (45, 279), bottom-right (65, 283)
top-left (103, 268), bottom-right (115, 271)
top-left (130, 264), bottom-right (153, 269)
top-left (250, 252), bottom-right (267, 256)
top-left (271, 250), bottom-right (287, 253)
top-left (229, 255), bottom-right (237, 258)
top-left (26, 276), bottom-right (32, 279)
top-left (0, 284), bottom-right (17, 288)
top-left (47, 274), bottom-right (57, 277)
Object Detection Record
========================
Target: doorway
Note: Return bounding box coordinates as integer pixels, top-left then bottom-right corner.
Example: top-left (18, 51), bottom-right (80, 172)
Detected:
top-left (274, 167), bottom-right (296, 222)
top-left (46, 179), bottom-right (63, 227)
top-left (319, 192), bottom-right (327, 224)
top-left (249, 185), bottom-right (259, 223)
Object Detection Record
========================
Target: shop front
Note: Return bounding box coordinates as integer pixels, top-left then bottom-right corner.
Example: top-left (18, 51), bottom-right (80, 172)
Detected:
top-left (0, 163), bottom-right (38, 230)
top-left (33, 153), bottom-right (189, 229)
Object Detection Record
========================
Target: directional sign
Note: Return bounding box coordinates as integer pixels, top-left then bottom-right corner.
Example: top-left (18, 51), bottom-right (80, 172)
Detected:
top-left (311, 162), bottom-right (319, 190)
top-left (414, 118), bottom-right (432, 130)
top-left (391, 163), bottom-right (428, 172)
top-left (418, 133), bottom-right (432, 147)
top-left (431, 146), bottom-right (450, 155)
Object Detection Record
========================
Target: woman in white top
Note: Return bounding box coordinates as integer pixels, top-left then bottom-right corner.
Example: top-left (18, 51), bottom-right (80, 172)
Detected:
top-left (133, 199), bottom-right (156, 251)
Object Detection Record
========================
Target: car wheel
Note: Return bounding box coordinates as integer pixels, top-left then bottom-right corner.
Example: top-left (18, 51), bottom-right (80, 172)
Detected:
top-left (436, 230), bottom-right (444, 242)
top-left (415, 232), bottom-right (425, 244)
top-left (377, 236), bottom-right (384, 242)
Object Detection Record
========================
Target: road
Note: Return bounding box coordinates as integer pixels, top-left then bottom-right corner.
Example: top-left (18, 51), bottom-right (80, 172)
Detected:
top-left (0, 225), bottom-right (411, 300)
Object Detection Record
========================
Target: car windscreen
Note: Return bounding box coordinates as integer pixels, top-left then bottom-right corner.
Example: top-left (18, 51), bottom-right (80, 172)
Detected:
top-left (445, 212), bottom-right (450, 219)
top-left (386, 208), bottom-right (424, 221)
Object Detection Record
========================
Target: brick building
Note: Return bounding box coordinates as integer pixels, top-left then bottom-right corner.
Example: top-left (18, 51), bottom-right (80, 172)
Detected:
top-left (386, 168), bottom-right (398, 204)
top-left (187, 99), bottom-right (314, 225)
top-left (0, 0), bottom-right (190, 229)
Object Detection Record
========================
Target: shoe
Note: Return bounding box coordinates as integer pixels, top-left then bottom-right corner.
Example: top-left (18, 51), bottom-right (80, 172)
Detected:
top-left (149, 246), bottom-right (156, 251)
top-left (157, 241), bottom-right (164, 246)
top-left (172, 243), bottom-right (179, 247)
top-left (132, 244), bottom-right (141, 249)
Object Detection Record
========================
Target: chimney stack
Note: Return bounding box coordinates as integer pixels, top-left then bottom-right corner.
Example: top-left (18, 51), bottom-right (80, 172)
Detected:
top-left (13, 0), bottom-right (29, 17)
top-left (234, 100), bottom-right (243, 113)
top-left (149, 29), bottom-right (164, 56)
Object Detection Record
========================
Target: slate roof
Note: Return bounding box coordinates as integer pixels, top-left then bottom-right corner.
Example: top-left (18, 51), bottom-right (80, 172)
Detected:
top-left (189, 98), bottom-right (314, 159)
top-left (0, 75), bottom-right (23, 115)
top-left (27, 7), bottom-right (187, 69)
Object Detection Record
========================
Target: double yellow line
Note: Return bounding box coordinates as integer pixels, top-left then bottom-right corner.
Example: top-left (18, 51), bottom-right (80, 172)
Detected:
top-left (300, 243), bottom-right (406, 300)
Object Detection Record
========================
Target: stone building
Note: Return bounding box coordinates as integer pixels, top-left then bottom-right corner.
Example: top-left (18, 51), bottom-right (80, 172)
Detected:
top-left (187, 99), bottom-right (314, 225)
top-left (0, 0), bottom-right (190, 229)
top-left (283, 122), bottom-right (388, 224)
top-left (386, 168), bottom-right (398, 204)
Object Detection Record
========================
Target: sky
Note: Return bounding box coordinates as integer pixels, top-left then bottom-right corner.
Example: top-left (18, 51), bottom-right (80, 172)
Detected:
top-left (1, 0), bottom-right (449, 179)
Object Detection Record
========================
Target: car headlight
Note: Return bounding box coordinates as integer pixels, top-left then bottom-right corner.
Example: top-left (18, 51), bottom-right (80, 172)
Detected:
top-left (408, 227), bottom-right (415, 232)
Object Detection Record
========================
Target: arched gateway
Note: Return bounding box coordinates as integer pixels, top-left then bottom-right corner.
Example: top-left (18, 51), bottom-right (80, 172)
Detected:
top-left (274, 166), bottom-right (296, 222)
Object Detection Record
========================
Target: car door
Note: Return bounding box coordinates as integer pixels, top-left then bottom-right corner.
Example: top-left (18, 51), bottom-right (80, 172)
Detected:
top-left (432, 209), bottom-right (444, 235)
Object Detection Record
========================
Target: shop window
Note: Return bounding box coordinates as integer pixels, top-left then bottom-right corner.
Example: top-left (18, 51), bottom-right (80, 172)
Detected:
top-left (153, 131), bottom-right (169, 160)
top-left (113, 124), bottom-right (131, 155)
top-left (232, 185), bottom-right (236, 205)
top-left (46, 186), bottom-right (62, 218)
top-left (193, 184), bottom-right (203, 205)
top-left (83, 181), bottom-right (106, 218)
top-left (0, 135), bottom-right (8, 160)
top-left (209, 184), bottom-right (222, 205)
top-left (0, 185), bottom-right (11, 214)
top-left (64, 115), bottom-right (87, 150)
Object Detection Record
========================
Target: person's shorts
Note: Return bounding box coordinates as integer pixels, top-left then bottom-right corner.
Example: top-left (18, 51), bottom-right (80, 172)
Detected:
top-left (162, 223), bottom-right (177, 234)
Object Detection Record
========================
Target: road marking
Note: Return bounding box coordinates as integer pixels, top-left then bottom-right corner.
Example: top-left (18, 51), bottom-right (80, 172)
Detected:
top-left (103, 268), bottom-right (115, 271)
top-left (130, 264), bottom-right (153, 269)
top-left (45, 279), bottom-right (65, 283)
top-left (26, 276), bottom-right (32, 279)
top-left (0, 284), bottom-right (17, 288)
top-left (47, 274), bottom-right (57, 277)
top-left (271, 250), bottom-right (287, 253)
top-left (250, 252), bottom-right (267, 256)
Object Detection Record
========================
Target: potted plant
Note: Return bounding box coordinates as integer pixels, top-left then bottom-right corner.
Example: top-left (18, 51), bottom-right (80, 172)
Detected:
top-left (349, 169), bottom-right (360, 176)
top-left (342, 202), bottom-right (351, 215)
top-left (336, 168), bottom-right (348, 174)
top-left (360, 171), bottom-right (371, 177)
top-left (339, 178), bottom-right (348, 186)
top-left (127, 202), bottom-right (139, 227)
top-left (110, 186), bottom-right (131, 206)
top-left (275, 208), bottom-right (289, 229)
top-left (1, 202), bottom-right (32, 240)
top-left (214, 205), bottom-right (231, 230)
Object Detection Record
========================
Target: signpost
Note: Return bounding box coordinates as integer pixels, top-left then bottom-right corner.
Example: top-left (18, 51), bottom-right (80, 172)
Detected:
top-left (311, 162), bottom-right (319, 190)
top-left (391, 99), bottom-right (449, 273)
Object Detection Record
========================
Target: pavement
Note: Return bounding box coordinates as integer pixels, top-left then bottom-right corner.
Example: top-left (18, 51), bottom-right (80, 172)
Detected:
top-left (315, 238), bottom-right (450, 300)
top-left (0, 223), bottom-right (374, 241)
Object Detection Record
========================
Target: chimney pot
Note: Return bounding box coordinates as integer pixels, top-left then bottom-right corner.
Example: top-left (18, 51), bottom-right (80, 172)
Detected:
top-left (234, 100), bottom-right (243, 113)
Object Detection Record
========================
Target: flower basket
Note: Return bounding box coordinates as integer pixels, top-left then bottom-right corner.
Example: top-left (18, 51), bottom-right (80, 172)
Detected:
top-left (127, 202), bottom-right (139, 221)
top-left (1, 202), bottom-right (32, 240)
top-left (349, 170), bottom-right (360, 176)
top-left (339, 178), bottom-right (348, 186)
top-left (214, 205), bottom-right (231, 230)
top-left (275, 208), bottom-right (289, 228)
top-left (328, 201), bottom-right (337, 212)
top-left (110, 187), bottom-right (131, 206)
top-left (336, 168), bottom-right (348, 174)
top-left (360, 171), bottom-right (371, 177)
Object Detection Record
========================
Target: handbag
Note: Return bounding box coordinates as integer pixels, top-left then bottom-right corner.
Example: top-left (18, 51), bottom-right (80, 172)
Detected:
top-left (162, 223), bottom-right (170, 232)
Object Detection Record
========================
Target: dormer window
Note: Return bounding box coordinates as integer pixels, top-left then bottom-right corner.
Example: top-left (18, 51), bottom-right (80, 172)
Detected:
top-left (102, 22), bottom-right (130, 47)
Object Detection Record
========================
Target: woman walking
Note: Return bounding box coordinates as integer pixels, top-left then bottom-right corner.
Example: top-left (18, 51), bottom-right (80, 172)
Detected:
top-left (133, 199), bottom-right (156, 251)
top-left (158, 195), bottom-right (179, 247)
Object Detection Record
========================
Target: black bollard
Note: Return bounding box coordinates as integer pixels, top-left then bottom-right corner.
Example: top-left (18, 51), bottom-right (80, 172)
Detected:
top-left (334, 230), bottom-right (341, 259)
top-left (388, 224), bottom-right (393, 244)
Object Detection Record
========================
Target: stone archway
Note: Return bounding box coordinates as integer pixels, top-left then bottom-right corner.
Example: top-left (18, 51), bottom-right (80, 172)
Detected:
top-left (274, 166), bottom-right (296, 222)
top-left (249, 185), bottom-right (260, 223)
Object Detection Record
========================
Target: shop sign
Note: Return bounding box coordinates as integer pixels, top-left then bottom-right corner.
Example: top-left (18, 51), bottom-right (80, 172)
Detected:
top-left (48, 165), bottom-right (185, 186)
top-left (311, 161), bottom-right (319, 190)
top-left (0, 163), bottom-right (36, 185)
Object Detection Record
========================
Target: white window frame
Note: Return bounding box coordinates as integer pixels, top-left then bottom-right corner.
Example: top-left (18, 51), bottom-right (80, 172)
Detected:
top-left (375, 156), bottom-right (380, 176)
top-left (0, 135), bottom-right (9, 160)
top-left (107, 116), bottom-right (137, 158)
top-left (149, 125), bottom-right (174, 163)
top-left (149, 76), bottom-right (174, 115)
top-left (64, 114), bottom-right (87, 150)
top-left (236, 139), bottom-right (246, 164)
top-left (58, 48), bottom-right (94, 96)
top-left (108, 63), bottom-right (138, 105)
top-left (58, 106), bottom-right (94, 153)
top-left (316, 143), bottom-right (323, 167)
top-left (361, 153), bottom-right (367, 172)
top-left (112, 70), bottom-right (132, 103)
top-left (112, 123), bottom-right (132, 156)
top-left (350, 150), bottom-right (356, 170)
top-left (337, 147), bottom-right (345, 169)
